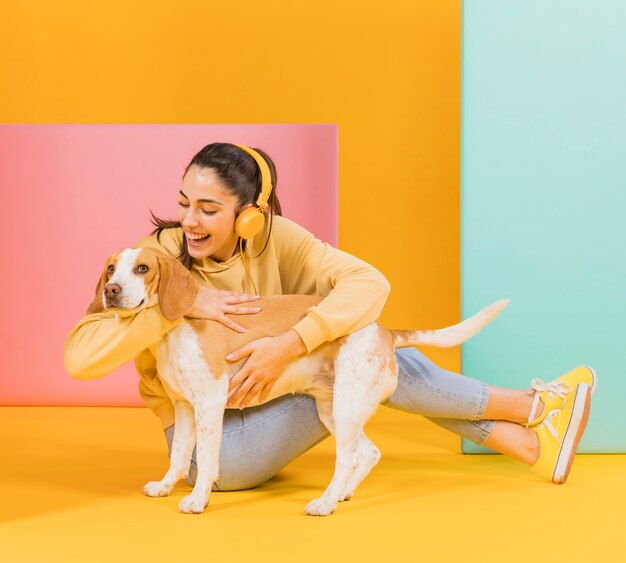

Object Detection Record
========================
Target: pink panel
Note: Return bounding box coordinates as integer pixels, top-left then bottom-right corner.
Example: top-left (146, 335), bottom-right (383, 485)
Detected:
top-left (0, 125), bottom-right (338, 406)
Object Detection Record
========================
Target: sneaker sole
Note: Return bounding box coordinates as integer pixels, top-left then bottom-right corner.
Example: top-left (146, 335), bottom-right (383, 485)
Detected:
top-left (584, 365), bottom-right (598, 396)
top-left (553, 383), bottom-right (592, 484)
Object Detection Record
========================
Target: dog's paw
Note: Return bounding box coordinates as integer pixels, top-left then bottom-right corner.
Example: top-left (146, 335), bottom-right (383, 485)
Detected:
top-left (339, 491), bottom-right (353, 502)
top-left (178, 493), bottom-right (208, 514)
top-left (304, 496), bottom-right (338, 516)
top-left (143, 480), bottom-right (173, 497)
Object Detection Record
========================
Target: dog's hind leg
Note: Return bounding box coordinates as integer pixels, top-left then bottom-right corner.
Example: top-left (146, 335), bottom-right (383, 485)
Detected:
top-left (305, 326), bottom-right (394, 516)
top-left (178, 376), bottom-right (229, 514)
top-left (304, 395), bottom-right (359, 516)
top-left (338, 372), bottom-right (396, 502)
top-left (338, 431), bottom-right (381, 502)
top-left (308, 399), bottom-right (380, 502)
top-left (309, 403), bottom-right (381, 504)
top-left (144, 400), bottom-right (196, 498)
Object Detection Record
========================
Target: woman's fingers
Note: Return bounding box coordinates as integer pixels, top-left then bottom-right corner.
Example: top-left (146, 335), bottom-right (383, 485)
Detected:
top-left (224, 293), bottom-right (261, 304)
top-left (189, 287), bottom-right (261, 326)
top-left (227, 371), bottom-right (256, 406)
top-left (258, 380), bottom-right (277, 403)
top-left (224, 305), bottom-right (261, 315)
top-left (238, 382), bottom-right (266, 408)
top-left (225, 345), bottom-right (255, 387)
top-left (226, 343), bottom-right (254, 363)
top-left (218, 315), bottom-right (247, 333)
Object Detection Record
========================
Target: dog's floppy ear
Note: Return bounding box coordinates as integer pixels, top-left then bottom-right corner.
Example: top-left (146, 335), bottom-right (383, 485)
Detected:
top-left (156, 253), bottom-right (199, 321)
top-left (85, 267), bottom-right (109, 315)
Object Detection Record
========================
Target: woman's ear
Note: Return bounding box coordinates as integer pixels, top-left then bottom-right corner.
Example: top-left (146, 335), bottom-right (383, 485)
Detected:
top-left (156, 252), bottom-right (199, 320)
top-left (85, 268), bottom-right (109, 315)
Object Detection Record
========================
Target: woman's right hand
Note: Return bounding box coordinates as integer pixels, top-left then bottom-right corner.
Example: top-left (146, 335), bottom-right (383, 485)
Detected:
top-left (185, 286), bottom-right (261, 333)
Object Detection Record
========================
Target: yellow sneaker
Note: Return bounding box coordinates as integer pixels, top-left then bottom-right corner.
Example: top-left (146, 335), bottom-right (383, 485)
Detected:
top-left (527, 365), bottom-right (597, 427)
top-left (530, 382), bottom-right (592, 483)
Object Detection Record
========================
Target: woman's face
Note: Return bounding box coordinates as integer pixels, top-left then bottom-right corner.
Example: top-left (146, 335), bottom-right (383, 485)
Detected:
top-left (177, 165), bottom-right (242, 262)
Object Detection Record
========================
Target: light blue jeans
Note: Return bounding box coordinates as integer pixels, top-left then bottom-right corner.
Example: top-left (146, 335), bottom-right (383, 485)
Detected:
top-left (163, 347), bottom-right (497, 490)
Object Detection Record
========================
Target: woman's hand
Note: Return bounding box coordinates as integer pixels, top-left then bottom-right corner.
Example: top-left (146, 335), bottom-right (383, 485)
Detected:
top-left (226, 329), bottom-right (307, 408)
top-left (185, 286), bottom-right (261, 333)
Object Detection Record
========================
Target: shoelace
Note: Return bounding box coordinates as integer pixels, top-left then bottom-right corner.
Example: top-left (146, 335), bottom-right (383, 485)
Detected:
top-left (538, 409), bottom-right (562, 444)
top-left (526, 378), bottom-right (571, 426)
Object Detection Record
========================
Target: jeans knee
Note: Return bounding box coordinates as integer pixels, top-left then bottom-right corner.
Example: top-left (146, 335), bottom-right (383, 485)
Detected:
top-left (214, 475), bottom-right (266, 491)
top-left (395, 347), bottom-right (439, 378)
top-left (184, 459), bottom-right (269, 491)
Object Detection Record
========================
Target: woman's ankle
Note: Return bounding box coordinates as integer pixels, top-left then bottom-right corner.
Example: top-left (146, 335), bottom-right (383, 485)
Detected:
top-left (523, 426), bottom-right (540, 466)
top-left (484, 386), bottom-right (545, 424)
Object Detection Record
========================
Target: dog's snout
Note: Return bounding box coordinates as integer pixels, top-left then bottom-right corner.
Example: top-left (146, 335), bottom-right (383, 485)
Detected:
top-left (104, 283), bottom-right (122, 299)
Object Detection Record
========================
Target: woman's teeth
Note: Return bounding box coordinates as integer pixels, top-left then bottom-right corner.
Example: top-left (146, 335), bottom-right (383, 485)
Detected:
top-left (187, 233), bottom-right (210, 246)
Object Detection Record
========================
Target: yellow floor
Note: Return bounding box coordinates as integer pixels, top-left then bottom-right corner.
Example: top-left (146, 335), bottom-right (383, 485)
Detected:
top-left (1, 407), bottom-right (624, 562)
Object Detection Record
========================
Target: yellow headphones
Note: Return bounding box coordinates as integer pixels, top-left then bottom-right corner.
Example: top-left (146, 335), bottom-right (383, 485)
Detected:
top-left (233, 144), bottom-right (273, 240)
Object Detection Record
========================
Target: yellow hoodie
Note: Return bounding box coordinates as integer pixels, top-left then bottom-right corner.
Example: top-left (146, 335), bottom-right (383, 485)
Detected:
top-left (64, 215), bottom-right (391, 429)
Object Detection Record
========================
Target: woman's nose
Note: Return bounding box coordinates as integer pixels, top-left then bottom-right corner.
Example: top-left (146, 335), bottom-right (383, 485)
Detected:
top-left (181, 209), bottom-right (198, 227)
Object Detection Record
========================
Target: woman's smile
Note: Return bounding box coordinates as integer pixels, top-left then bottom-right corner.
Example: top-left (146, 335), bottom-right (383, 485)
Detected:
top-left (185, 230), bottom-right (212, 247)
top-left (178, 165), bottom-right (240, 261)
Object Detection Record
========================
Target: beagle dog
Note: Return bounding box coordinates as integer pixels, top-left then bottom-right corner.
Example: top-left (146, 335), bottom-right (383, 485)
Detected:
top-left (86, 247), bottom-right (508, 515)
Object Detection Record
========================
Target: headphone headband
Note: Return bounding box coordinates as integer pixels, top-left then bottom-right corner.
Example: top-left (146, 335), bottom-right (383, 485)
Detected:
top-left (233, 143), bottom-right (273, 210)
top-left (232, 143), bottom-right (274, 241)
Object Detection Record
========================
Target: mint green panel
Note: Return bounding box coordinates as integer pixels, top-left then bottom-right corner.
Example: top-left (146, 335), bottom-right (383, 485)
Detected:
top-left (461, 0), bottom-right (626, 453)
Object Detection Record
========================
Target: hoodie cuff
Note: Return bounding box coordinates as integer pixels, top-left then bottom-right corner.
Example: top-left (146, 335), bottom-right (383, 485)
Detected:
top-left (291, 313), bottom-right (329, 353)
top-left (144, 303), bottom-right (187, 337)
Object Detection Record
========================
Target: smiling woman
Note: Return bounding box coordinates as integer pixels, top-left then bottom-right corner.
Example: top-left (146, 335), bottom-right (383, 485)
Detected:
top-left (64, 141), bottom-right (596, 501)
top-left (177, 169), bottom-right (239, 260)
top-left (150, 143), bottom-right (283, 269)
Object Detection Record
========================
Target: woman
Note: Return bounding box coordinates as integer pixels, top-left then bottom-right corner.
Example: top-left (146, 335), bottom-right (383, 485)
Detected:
top-left (64, 142), bottom-right (596, 491)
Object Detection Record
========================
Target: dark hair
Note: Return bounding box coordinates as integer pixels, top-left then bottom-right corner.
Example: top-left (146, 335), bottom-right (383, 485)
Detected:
top-left (149, 142), bottom-right (282, 270)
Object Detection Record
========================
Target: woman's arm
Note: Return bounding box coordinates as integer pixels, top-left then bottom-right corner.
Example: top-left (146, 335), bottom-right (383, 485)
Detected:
top-left (64, 228), bottom-right (262, 379)
top-left (225, 216), bottom-right (391, 407)
top-left (275, 216), bottom-right (392, 352)
top-left (63, 304), bottom-right (185, 379)
top-left (64, 230), bottom-right (189, 379)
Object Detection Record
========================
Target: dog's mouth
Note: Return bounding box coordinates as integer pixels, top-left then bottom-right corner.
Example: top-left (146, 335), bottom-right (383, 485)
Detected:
top-left (105, 297), bottom-right (146, 309)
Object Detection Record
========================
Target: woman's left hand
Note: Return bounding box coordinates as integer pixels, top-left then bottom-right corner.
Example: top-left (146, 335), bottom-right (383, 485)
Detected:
top-left (226, 330), bottom-right (307, 408)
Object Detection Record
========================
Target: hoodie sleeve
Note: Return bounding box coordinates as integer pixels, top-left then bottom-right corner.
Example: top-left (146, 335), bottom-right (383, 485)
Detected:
top-left (273, 217), bottom-right (391, 353)
top-left (63, 228), bottom-right (187, 380)
top-left (63, 305), bottom-right (185, 380)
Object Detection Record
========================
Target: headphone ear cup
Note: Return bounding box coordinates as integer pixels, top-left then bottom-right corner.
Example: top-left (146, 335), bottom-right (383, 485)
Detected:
top-left (235, 207), bottom-right (265, 240)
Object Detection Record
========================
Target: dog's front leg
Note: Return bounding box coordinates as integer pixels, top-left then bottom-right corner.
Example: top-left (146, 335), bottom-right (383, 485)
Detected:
top-left (178, 377), bottom-right (229, 514)
top-left (143, 400), bottom-right (196, 498)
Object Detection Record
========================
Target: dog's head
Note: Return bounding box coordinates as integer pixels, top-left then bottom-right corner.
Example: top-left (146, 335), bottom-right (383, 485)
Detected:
top-left (86, 247), bottom-right (199, 320)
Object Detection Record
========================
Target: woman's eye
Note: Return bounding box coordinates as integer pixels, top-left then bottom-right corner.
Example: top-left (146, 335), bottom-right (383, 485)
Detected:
top-left (177, 201), bottom-right (216, 215)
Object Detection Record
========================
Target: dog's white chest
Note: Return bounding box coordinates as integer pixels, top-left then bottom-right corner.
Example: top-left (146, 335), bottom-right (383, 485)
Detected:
top-left (155, 323), bottom-right (221, 403)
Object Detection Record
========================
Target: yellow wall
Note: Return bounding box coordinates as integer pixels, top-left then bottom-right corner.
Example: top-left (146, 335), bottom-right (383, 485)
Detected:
top-left (1, 0), bottom-right (461, 369)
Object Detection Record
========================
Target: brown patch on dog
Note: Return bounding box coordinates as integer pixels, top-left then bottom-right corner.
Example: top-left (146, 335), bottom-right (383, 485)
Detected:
top-left (85, 253), bottom-right (120, 315)
top-left (132, 248), bottom-right (199, 320)
top-left (373, 328), bottom-right (397, 379)
top-left (186, 294), bottom-right (324, 380)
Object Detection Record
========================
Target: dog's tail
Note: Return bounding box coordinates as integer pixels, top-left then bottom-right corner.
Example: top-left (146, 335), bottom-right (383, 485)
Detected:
top-left (389, 299), bottom-right (510, 349)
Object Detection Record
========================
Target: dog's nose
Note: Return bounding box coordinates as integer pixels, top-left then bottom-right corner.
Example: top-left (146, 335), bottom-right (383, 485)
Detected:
top-left (104, 283), bottom-right (122, 299)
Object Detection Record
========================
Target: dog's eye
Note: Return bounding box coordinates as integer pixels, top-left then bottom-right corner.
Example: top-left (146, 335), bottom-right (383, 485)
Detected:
top-left (137, 264), bottom-right (149, 274)
top-left (107, 265), bottom-right (115, 275)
